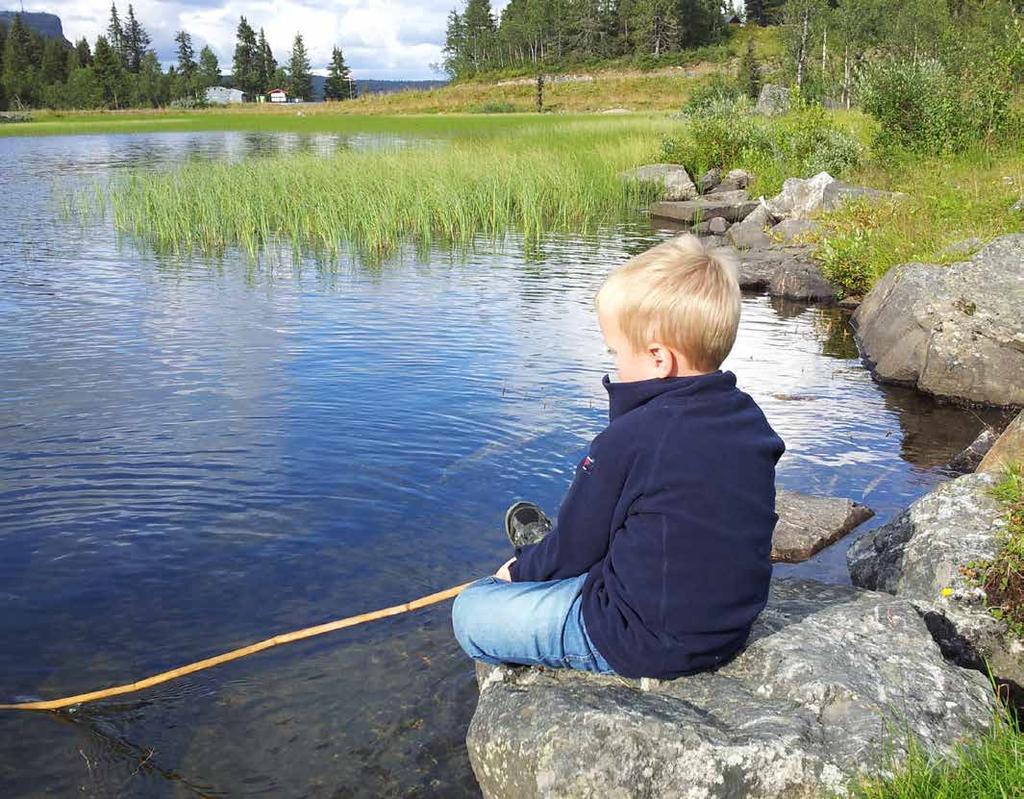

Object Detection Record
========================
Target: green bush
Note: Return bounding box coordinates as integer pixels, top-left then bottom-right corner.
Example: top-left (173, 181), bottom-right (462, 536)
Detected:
top-left (662, 101), bottom-right (862, 195)
top-left (859, 57), bottom-right (1021, 154)
top-left (681, 74), bottom-right (743, 117)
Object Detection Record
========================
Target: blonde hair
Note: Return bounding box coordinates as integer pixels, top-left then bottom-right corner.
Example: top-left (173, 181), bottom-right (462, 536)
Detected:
top-left (596, 234), bottom-right (740, 372)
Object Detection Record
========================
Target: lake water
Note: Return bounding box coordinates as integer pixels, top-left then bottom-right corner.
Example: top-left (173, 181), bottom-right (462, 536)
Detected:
top-left (0, 131), bottom-right (1009, 797)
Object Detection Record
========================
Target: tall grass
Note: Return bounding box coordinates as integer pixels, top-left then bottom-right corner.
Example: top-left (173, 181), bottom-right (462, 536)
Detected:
top-left (850, 702), bottom-right (1023, 799)
top-left (76, 117), bottom-right (671, 261)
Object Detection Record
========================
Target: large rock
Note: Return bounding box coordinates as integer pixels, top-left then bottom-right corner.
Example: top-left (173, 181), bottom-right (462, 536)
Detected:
top-left (848, 473), bottom-right (1024, 693)
top-left (0, 12), bottom-right (72, 47)
top-left (727, 203), bottom-right (774, 249)
top-left (773, 490), bottom-right (874, 562)
top-left (822, 182), bottom-right (906, 212)
top-left (623, 164), bottom-right (698, 201)
top-left (852, 235), bottom-right (1024, 407)
top-left (756, 83), bottom-right (791, 115)
top-left (710, 168), bottom-right (753, 194)
top-left (650, 194), bottom-right (758, 224)
top-left (767, 172), bottom-right (836, 220)
top-left (734, 245), bottom-right (839, 302)
top-left (467, 580), bottom-right (994, 799)
top-left (978, 410), bottom-right (1024, 473)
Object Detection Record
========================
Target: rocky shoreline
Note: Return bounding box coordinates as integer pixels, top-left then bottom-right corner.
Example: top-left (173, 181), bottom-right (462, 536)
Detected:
top-left (460, 171), bottom-right (1023, 797)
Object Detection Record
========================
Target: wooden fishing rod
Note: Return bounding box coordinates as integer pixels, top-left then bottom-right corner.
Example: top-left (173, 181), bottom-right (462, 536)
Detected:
top-left (0, 581), bottom-right (473, 712)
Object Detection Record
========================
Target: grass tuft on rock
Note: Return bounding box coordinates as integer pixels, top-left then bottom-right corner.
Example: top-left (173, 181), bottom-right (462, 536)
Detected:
top-left (982, 465), bottom-right (1024, 639)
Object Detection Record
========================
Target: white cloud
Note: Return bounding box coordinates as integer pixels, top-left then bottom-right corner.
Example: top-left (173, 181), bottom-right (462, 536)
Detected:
top-left (40, 0), bottom-right (467, 79)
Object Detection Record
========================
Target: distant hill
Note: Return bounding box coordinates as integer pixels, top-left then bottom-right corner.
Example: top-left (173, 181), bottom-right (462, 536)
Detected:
top-left (309, 75), bottom-right (448, 101)
top-left (0, 11), bottom-right (71, 47)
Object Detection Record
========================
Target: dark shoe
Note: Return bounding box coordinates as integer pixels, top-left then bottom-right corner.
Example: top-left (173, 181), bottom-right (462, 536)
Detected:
top-left (505, 501), bottom-right (553, 554)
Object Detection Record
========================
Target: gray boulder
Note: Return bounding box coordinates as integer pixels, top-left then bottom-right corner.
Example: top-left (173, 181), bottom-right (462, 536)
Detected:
top-left (848, 473), bottom-right (1024, 693)
top-left (708, 216), bottom-right (729, 235)
top-left (1010, 197), bottom-right (1023, 213)
top-left (698, 167), bottom-right (722, 194)
top-left (623, 164), bottom-right (698, 201)
top-left (822, 182), bottom-right (906, 212)
top-left (727, 203), bottom-right (775, 249)
top-left (771, 218), bottom-right (823, 244)
top-left (768, 261), bottom-right (838, 302)
top-left (756, 83), bottom-right (791, 115)
top-left (773, 491), bottom-right (873, 562)
top-left (467, 580), bottom-right (994, 799)
top-left (852, 235), bottom-right (1024, 407)
top-left (767, 172), bottom-right (836, 220)
top-left (710, 168), bottom-right (754, 194)
top-left (732, 245), bottom-right (838, 302)
top-left (650, 194), bottom-right (758, 224)
top-left (978, 410), bottom-right (1024, 474)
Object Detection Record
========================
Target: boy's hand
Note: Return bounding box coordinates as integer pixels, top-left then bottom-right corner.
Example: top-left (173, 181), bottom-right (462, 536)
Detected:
top-left (494, 557), bottom-right (516, 582)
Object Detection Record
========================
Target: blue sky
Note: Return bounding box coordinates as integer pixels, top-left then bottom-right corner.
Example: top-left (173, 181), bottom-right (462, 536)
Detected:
top-left (33, 0), bottom-right (500, 79)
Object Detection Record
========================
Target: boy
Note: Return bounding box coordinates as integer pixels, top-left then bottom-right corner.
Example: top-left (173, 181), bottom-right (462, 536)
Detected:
top-left (452, 235), bottom-right (785, 680)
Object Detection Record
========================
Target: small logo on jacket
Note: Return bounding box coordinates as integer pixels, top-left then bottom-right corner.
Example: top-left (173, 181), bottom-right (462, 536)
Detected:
top-left (580, 455), bottom-right (595, 473)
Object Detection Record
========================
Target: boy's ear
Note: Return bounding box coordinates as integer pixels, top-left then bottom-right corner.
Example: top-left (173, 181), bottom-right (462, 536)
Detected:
top-left (648, 342), bottom-right (676, 378)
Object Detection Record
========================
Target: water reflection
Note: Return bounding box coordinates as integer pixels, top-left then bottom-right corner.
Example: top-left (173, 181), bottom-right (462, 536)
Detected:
top-left (0, 131), bottom-right (1005, 797)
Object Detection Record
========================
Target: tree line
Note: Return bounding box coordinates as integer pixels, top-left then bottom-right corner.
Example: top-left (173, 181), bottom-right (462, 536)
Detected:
top-left (442, 0), bottom-right (730, 77)
top-left (0, 4), bottom-right (356, 111)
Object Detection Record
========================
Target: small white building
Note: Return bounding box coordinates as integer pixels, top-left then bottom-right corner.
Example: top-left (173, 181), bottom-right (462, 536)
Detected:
top-left (268, 88), bottom-right (288, 103)
top-left (205, 86), bottom-right (245, 105)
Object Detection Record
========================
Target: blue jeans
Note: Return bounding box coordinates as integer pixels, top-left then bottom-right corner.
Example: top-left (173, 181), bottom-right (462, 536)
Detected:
top-left (451, 573), bottom-right (616, 674)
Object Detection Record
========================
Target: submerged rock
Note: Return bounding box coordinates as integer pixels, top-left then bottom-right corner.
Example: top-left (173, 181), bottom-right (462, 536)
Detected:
top-left (650, 195), bottom-right (758, 224)
top-left (847, 472), bottom-right (1024, 694)
top-left (467, 580), bottom-right (993, 799)
top-left (947, 427), bottom-right (999, 473)
top-left (852, 235), bottom-right (1024, 407)
top-left (622, 164), bottom-right (698, 201)
top-left (772, 490), bottom-right (873, 562)
top-left (978, 410), bottom-right (1024, 474)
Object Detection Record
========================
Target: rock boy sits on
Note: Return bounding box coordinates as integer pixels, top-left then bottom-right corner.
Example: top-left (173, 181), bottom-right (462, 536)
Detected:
top-left (452, 234), bottom-right (785, 679)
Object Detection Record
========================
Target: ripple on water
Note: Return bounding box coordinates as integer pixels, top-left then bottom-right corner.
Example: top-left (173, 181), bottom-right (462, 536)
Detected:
top-left (0, 131), bottom-right (1011, 798)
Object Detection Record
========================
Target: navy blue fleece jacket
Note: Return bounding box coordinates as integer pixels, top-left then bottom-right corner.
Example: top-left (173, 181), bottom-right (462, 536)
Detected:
top-left (508, 370), bottom-right (785, 679)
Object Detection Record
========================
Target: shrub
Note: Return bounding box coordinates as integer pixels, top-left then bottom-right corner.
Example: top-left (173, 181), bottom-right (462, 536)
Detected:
top-left (859, 56), bottom-right (1022, 154)
top-left (681, 74), bottom-right (743, 117)
top-left (661, 101), bottom-right (862, 195)
top-left (467, 101), bottom-right (518, 114)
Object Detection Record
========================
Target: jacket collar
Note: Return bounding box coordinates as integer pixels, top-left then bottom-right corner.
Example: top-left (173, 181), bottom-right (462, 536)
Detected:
top-left (603, 371), bottom-right (735, 421)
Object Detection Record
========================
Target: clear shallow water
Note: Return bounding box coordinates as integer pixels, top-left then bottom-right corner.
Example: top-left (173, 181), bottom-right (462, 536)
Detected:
top-left (0, 132), bottom-right (1010, 797)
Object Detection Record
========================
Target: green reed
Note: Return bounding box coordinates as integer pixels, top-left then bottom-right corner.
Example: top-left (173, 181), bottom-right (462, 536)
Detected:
top-left (81, 117), bottom-right (672, 262)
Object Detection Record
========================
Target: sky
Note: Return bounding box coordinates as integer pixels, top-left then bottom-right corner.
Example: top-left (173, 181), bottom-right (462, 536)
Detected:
top-left (28, 0), bottom-right (505, 80)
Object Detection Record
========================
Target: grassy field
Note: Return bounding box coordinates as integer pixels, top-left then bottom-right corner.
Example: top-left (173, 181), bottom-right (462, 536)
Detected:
top-left (0, 67), bottom-right (718, 138)
top-left (71, 115), bottom-right (672, 260)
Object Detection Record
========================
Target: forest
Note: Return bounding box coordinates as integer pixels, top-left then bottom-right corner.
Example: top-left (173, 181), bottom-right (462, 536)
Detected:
top-left (0, 4), bottom-right (355, 111)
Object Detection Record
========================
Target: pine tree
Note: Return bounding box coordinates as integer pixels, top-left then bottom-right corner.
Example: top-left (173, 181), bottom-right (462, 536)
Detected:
top-left (287, 33), bottom-right (312, 99)
top-left (75, 37), bottom-right (93, 68)
top-left (175, 30), bottom-right (196, 84)
top-left (0, 21), bottom-right (7, 110)
top-left (324, 45), bottom-right (353, 100)
top-left (134, 49), bottom-right (164, 105)
top-left (442, 10), bottom-right (468, 76)
top-left (93, 34), bottom-right (127, 107)
top-left (255, 28), bottom-right (276, 95)
top-left (232, 16), bottom-right (259, 97)
top-left (462, 0), bottom-right (496, 72)
top-left (198, 45), bottom-right (220, 90)
top-left (2, 14), bottom-right (37, 108)
top-left (107, 3), bottom-right (125, 67)
top-left (123, 4), bottom-right (151, 72)
top-left (40, 37), bottom-right (68, 85)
